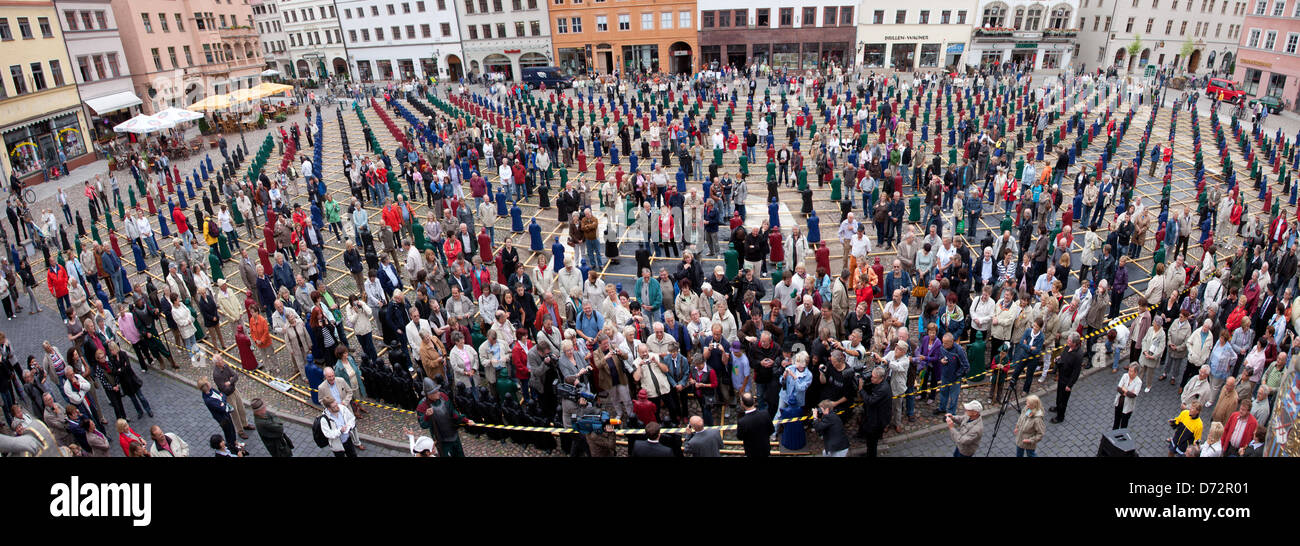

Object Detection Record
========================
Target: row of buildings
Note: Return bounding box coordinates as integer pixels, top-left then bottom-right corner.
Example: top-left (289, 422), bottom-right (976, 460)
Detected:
top-left (6, 0), bottom-right (1300, 185)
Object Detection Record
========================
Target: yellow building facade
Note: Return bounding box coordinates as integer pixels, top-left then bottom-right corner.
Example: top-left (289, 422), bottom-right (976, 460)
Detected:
top-left (0, 0), bottom-right (92, 185)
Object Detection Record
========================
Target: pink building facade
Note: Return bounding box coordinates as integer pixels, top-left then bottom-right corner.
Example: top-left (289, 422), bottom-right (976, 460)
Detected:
top-left (110, 0), bottom-right (264, 114)
top-left (1234, 0), bottom-right (1300, 111)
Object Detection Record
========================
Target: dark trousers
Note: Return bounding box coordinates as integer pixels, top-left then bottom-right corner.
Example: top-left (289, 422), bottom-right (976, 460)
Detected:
top-left (1010, 358), bottom-right (1038, 393)
top-left (1054, 383), bottom-right (1072, 419)
top-left (1111, 404), bottom-right (1132, 430)
top-left (333, 437), bottom-right (358, 457)
top-left (217, 416), bottom-right (237, 449)
top-left (864, 427), bottom-right (883, 457)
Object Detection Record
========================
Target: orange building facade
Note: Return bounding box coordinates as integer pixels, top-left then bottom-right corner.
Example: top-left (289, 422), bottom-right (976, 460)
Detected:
top-left (548, 0), bottom-right (697, 76)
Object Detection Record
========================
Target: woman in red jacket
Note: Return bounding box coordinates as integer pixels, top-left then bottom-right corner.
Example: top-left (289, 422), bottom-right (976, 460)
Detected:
top-left (116, 419), bottom-right (146, 457)
top-left (443, 236), bottom-right (462, 264)
top-left (47, 260), bottom-right (70, 319)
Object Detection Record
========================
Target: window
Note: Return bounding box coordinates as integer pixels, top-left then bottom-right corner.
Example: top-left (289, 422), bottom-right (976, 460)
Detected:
top-left (895, 10), bottom-right (906, 24)
top-left (375, 27), bottom-right (384, 40)
top-left (983, 4), bottom-right (1005, 27)
top-left (64, 11), bottom-right (78, 31)
top-left (662, 11), bottom-right (672, 29)
top-left (803, 7), bottom-right (816, 25)
top-left (512, 0), bottom-right (522, 9)
top-left (702, 11), bottom-right (714, 28)
top-left (618, 14), bottom-right (629, 30)
top-left (17, 17), bottom-right (31, 39)
top-left (1180, 21), bottom-right (1187, 35)
top-left (181, 47), bottom-right (191, 66)
top-left (756, 8), bottom-right (769, 26)
top-left (29, 62), bottom-right (44, 90)
top-left (420, 24), bottom-right (430, 37)
top-left (78, 56), bottom-right (90, 81)
top-left (780, 8), bottom-right (793, 26)
top-left (467, 25), bottom-right (478, 39)
top-left (571, 16), bottom-right (581, 32)
top-left (494, 0), bottom-right (503, 11)
top-left (957, 10), bottom-right (966, 24)
top-left (1125, 17), bottom-right (1134, 32)
top-left (349, 29), bottom-right (358, 42)
top-left (159, 13), bottom-right (168, 32)
top-left (151, 48), bottom-right (161, 70)
top-left (1146, 18), bottom-right (1154, 33)
top-left (918, 10), bottom-right (928, 25)
top-left (406, 24), bottom-right (415, 38)
top-left (1287, 33), bottom-right (1299, 54)
top-left (1025, 6), bottom-right (1042, 29)
top-left (1264, 29), bottom-right (1278, 49)
top-left (421, 1), bottom-right (429, 11)
top-left (1049, 7), bottom-right (1071, 29)
top-left (556, 17), bottom-right (566, 33)
top-left (1274, 0), bottom-right (1285, 15)
top-left (1247, 28), bottom-right (1260, 47)
top-left (464, 0), bottom-right (475, 13)
top-left (680, 11), bottom-right (690, 28)
top-left (38, 16), bottom-right (52, 37)
top-left (361, 28), bottom-right (370, 41)
top-left (596, 15), bottom-right (607, 30)
top-left (0, 19), bottom-right (10, 41)
top-left (496, 22), bottom-right (506, 36)
top-left (531, 20), bottom-right (541, 35)
top-left (387, 4), bottom-right (395, 15)
top-left (141, 13), bottom-right (153, 33)
top-left (168, 46), bottom-right (177, 68)
top-left (872, 10), bottom-right (883, 24)
top-left (1243, 67), bottom-right (1262, 94)
top-left (99, 11), bottom-right (110, 29)
top-left (718, 10), bottom-right (730, 27)
top-left (1253, 0), bottom-right (1266, 14)
top-left (82, 12), bottom-right (94, 30)
top-left (841, 7), bottom-right (854, 25)
top-left (1104, 16), bottom-right (1111, 31)
top-left (515, 21), bottom-right (524, 35)
top-left (391, 26), bottom-right (400, 39)
top-left (403, 2), bottom-right (411, 13)
top-left (50, 59), bottom-right (63, 86)
top-left (641, 12), bottom-right (651, 29)
top-left (10, 65), bottom-right (26, 94)
top-left (1164, 20), bottom-right (1172, 34)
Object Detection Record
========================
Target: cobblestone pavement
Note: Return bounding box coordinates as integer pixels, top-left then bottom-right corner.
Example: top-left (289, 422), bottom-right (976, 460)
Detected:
top-left (880, 364), bottom-right (1191, 457)
top-left (3, 308), bottom-right (401, 457)
top-left (6, 74), bottom-right (1283, 456)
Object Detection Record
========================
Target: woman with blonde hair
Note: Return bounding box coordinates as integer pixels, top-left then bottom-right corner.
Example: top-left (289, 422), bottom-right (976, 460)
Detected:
top-left (420, 330), bottom-right (447, 385)
top-left (1199, 422), bottom-right (1226, 457)
top-left (1013, 394), bottom-right (1046, 457)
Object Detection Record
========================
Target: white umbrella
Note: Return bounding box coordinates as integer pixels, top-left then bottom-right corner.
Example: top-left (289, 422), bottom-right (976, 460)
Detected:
top-left (153, 107), bottom-right (205, 124)
top-left (113, 114), bottom-right (175, 134)
top-left (261, 69), bottom-right (281, 77)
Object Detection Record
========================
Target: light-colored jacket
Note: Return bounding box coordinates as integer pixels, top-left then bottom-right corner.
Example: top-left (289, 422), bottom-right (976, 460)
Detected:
top-left (1185, 328), bottom-right (1214, 366)
top-left (950, 414), bottom-right (984, 456)
top-left (991, 301), bottom-right (1019, 341)
top-left (318, 378), bottom-right (354, 407)
top-left (1014, 409), bottom-right (1045, 450)
top-left (319, 406), bottom-right (357, 452)
top-left (148, 433), bottom-right (190, 457)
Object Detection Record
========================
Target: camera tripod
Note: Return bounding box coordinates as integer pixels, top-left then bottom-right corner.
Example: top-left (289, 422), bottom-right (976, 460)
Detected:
top-left (984, 376), bottom-right (1024, 457)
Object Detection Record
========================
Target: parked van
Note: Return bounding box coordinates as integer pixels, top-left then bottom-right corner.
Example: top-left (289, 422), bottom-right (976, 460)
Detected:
top-left (520, 67), bottom-right (571, 90)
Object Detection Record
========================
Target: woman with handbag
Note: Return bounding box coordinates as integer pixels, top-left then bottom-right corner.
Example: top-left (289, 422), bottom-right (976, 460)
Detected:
top-left (107, 341), bottom-right (151, 419)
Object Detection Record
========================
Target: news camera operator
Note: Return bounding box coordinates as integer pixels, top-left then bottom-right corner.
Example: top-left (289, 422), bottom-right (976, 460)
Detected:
top-left (555, 339), bottom-right (592, 427)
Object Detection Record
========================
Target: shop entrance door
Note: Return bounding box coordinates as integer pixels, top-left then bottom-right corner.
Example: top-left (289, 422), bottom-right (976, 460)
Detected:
top-left (38, 134), bottom-right (57, 174)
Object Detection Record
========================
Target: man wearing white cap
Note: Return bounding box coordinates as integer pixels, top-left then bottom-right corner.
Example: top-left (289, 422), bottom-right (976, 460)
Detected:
top-left (946, 400), bottom-right (984, 457)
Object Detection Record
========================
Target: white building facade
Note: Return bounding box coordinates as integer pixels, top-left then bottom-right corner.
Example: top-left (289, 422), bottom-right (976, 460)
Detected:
top-left (968, 0), bottom-right (1079, 71)
top-left (855, 0), bottom-right (976, 70)
top-left (280, 0), bottom-right (348, 79)
top-left (252, 0), bottom-right (291, 76)
top-left (337, 0), bottom-right (465, 82)
top-left (54, 0), bottom-right (140, 135)
top-left (1075, 0), bottom-right (1244, 75)
top-left (453, 0), bottom-right (552, 80)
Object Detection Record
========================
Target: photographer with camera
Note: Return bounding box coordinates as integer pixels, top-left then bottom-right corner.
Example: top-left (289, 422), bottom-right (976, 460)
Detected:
top-left (591, 334), bottom-right (634, 419)
top-left (630, 342), bottom-right (672, 423)
top-left (812, 399), bottom-right (850, 457)
top-left (859, 366), bottom-right (891, 457)
top-left (556, 339), bottom-right (593, 427)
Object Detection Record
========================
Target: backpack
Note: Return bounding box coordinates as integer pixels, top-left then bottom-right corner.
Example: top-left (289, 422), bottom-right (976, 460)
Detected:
top-left (311, 414), bottom-right (330, 448)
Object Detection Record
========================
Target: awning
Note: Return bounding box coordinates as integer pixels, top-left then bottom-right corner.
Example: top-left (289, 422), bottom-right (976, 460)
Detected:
top-left (84, 91), bottom-right (143, 115)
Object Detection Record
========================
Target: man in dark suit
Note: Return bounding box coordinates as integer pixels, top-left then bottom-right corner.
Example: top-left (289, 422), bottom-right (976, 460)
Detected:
top-left (682, 415), bottom-right (722, 457)
top-left (735, 393), bottom-right (774, 457)
top-left (630, 422), bottom-right (673, 457)
top-left (1050, 332), bottom-right (1085, 424)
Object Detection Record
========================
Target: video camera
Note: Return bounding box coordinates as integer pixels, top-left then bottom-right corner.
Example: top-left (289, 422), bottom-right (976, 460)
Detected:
top-left (555, 381), bottom-right (597, 404)
top-left (571, 410), bottom-right (621, 435)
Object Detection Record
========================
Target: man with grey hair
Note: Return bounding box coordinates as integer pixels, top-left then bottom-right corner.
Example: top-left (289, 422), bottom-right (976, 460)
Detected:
top-left (1181, 365), bottom-right (1213, 409)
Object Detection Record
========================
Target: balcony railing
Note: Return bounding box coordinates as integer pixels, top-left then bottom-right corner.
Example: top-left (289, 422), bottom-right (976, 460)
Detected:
top-left (973, 27), bottom-right (1078, 40)
top-left (219, 26), bottom-right (258, 39)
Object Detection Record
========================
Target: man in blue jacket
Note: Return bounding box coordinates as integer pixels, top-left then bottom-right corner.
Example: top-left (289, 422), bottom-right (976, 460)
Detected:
top-left (1010, 317), bottom-right (1046, 394)
top-left (99, 245), bottom-right (125, 303)
top-left (936, 332), bottom-right (971, 416)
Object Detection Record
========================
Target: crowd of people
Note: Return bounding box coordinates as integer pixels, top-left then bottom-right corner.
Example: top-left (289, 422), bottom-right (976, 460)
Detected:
top-left (0, 58), bottom-right (1292, 458)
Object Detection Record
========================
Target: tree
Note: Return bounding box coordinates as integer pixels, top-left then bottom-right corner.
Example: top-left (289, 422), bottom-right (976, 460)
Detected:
top-left (1127, 35), bottom-right (1143, 62)
top-left (1180, 39), bottom-right (1195, 58)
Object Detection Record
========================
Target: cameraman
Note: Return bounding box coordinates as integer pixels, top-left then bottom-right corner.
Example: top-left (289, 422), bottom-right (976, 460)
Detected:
top-left (556, 339), bottom-right (592, 427)
top-left (818, 349), bottom-right (857, 421)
